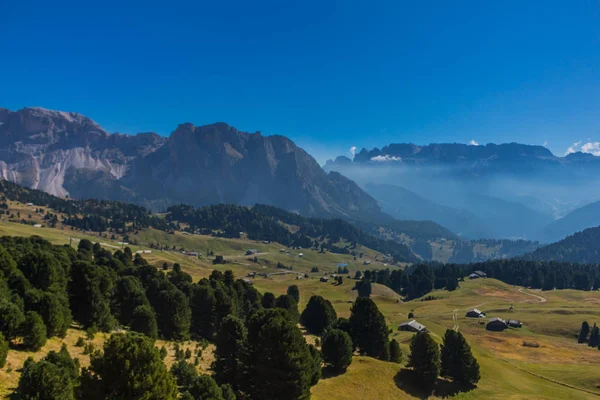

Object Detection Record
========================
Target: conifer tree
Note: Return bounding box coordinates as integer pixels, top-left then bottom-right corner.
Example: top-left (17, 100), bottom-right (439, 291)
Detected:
top-left (186, 375), bottom-right (225, 400)
top-left (79, 333), bottom-right (178, 400)
top-left (17, 346), bottom-right (80, 400)
top-left (246, 309), bottom-right (314, 400)
top-left (348, 298), bottom-right (389, 360)
top-left (321, 329), bottom-right (353, 372)
top-left (589, 323), bottom-right (600, 347)
top-left (307, 344), bottom-right (322, 386)
top-left (275, 294), bottom-right (300, 322)
top-left (22, 311), bottom-right (47, 351)
top-left (300, 295), bottom-right (337, 335)
top-left (190, 283), bottom-right (216, 340)
top-left (213, 315), bottom-right (247, 391)
top-left (355, 278), bottom-right (372, 298)
top-left (0, 299), bottom-right (25, 340)
top-left (440, 330), bottom-right (480, 385)
top-left (287, 285), bottom-right (300, 303)
top-left (407, 333), bottom-right (440, 387)
top-left (389, 338), bottom-right (402, 364)
top-left (261, 292), bottom-right (276, 309)
top-left (578, 321), bottom-right (590, 343)
top-left (130, 305), bottom-right (158, 339)
top-left (171, 360), bottom-right (198, 391)
top-left (0, 332), bottom-right (8, 368)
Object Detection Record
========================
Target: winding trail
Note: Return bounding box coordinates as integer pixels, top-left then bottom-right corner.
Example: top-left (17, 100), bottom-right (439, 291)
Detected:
top-left (518, 288), bottom-right (547, 303)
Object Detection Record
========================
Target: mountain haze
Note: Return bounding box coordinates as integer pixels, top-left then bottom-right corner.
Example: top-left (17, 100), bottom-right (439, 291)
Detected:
top-left (326, 142), bottom-right (600, 240)
top-left (365, 183), bottom-right (486, 238)
top-left (523, 226), bottom-right (600, 264)
top-left (540, 200), bottom-right (600, 243)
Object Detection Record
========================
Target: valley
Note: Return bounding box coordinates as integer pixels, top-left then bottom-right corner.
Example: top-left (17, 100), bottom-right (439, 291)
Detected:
top-left (1, 198), bottom-right (600, 399)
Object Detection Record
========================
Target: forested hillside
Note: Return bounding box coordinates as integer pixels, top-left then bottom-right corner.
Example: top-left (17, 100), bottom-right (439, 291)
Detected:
top-left (0, 235), bottom-right (407, 399)
top-left (523, 226), bottom-right (600, 264)
top-left (470, 259), bottom-right (600, 291)
top-left (0, 180), bottom-right (417, 263)
top-left (0, 180), bottom-right (167, 232)
top-left (167, 204), bottom-right (418, 262)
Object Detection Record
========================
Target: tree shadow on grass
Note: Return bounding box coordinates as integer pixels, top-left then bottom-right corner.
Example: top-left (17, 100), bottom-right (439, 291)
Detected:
top-left (321, 366), bottom-right (347, 380)
top-left (394, 368), bottom-right (477, 399)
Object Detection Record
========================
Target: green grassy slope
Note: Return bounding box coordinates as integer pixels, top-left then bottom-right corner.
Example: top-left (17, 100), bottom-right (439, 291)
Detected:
top-left (1, 215), bottom-right (600, 399)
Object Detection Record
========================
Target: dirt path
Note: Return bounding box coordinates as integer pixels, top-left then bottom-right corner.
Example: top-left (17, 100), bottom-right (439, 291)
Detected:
top-left (452, 309), bottom-right (459, 331)
top-left (518, 288), bottom-right (547, 303)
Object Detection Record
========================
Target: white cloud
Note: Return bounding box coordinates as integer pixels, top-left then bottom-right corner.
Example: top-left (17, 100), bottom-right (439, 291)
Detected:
top-left (469, 140), bottom-right (479, 146)
top-left (581, 142), bottom-right (600, 156)
top-left (543, 141), bottom-right (548, 147)
top-left (349, 146), bottom-right (357, 158)
top-left (370, 155), bottom-right (401, 162)
top-left (566, 141), bottom-right (583, 155)
top-left (565, 140), bottom-right (600, 156)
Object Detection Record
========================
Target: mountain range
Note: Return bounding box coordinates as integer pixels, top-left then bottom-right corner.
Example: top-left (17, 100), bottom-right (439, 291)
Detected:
top-left (0, 107), bottom-right (383, 221)
top-left (325, 143), bottom-right (600, 242)
top-left (2, 106), bottom-right (600, 252)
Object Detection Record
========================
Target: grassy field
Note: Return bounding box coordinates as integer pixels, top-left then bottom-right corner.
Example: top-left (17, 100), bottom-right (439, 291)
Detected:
top-left (1, 214), bottom-right (600, 399)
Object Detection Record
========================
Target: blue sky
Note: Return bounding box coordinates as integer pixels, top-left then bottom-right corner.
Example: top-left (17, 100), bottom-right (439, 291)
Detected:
top-left (2, 1), bottom-right (599, 163)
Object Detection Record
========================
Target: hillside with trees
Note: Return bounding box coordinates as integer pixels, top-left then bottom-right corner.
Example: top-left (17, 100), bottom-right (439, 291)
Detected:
top-left (522, 226), bottom-right (600, 264)
top-left (470, 259), bottom-right (600, 291)
top-left (167, 203), bottom-right (418, 262)
top-left (0, 180), bottom-right (416, 262)
top-left (0, 233), bottom-right (429, 399)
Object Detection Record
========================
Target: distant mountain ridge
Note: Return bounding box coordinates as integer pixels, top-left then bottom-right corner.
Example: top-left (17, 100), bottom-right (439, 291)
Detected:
top-left (0, 107), bottom-right (383, 221)
top-left (325, 141), bottom-right (600, 241)
top-left (540, 200), bottom-right (600, 243)
top-left (364, 183), bottom-right (486, 238)
top-left (327, 142), bottom-right (598, 171)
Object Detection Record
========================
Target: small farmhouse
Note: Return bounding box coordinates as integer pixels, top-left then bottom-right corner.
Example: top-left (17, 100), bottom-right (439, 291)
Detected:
top-left (469, 271), bottom-right (487, 280)
top-left (398, 320), bottom-right (428, 333)
top-left (242, 278), bottom-right (253, 285)
top-left (320, 276), bottom-right (330, 283)
top-left (465, 308), bottom-right (486, 318)
top-left (486, 317), bottom-right (507, 331)
top-left (246, 249), bottom-right (258, 255)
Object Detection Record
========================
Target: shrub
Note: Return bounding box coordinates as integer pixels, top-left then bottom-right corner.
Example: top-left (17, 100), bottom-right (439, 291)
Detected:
top-left (321, 329), bottom-right (353, 372)
top-left (22, 311), bottom-right (47, 351)
top-left (0, 332), bottom-right (8, 368)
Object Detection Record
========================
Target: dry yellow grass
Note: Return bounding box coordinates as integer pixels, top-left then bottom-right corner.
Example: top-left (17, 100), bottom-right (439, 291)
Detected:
top-left (0, 329), bottom-right (108, 397)
top-left (0, 329), bottom-right (218, 398)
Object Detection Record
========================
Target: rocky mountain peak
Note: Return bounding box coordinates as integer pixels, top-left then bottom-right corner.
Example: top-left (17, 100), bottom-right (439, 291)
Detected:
top-left (0, 106), bottom-right (383, 220)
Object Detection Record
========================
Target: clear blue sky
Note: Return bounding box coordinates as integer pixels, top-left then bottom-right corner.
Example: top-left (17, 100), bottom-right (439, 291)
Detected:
top-left (2, 1), bottom-right (599, 163)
